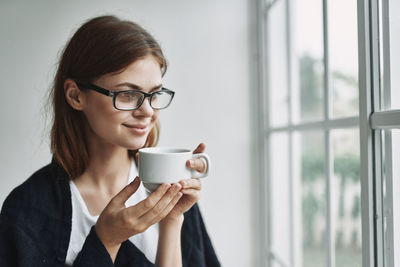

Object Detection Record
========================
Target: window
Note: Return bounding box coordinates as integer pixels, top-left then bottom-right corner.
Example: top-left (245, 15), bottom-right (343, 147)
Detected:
top-left (256, 0), bottom-right (400, 266)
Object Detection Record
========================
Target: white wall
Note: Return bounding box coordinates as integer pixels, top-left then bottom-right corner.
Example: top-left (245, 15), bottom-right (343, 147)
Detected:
top-left (0, 1), bottom-right (256, 266)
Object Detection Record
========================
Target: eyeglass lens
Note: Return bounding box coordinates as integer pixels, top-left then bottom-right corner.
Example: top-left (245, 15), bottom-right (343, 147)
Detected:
top-left (115, 91), bottom-right (173, 110)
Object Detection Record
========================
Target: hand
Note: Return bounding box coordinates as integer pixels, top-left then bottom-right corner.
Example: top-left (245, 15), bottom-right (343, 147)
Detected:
top-left (95, 178), bottom-right (183, 261)
top-left (163, 143), bottom-right (207, 220)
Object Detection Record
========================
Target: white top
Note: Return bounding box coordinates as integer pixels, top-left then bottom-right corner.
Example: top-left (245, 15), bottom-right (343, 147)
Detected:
top-left (65, 161), bottom-right (159, 265)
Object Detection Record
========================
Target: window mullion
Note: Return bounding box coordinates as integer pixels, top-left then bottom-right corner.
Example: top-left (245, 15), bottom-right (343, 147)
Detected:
top-left (357, 0), bottom-right (379, 266)
top-left (285, 0), bottom-right (295, 265)
top-left (379, 0), bottom-right (395, 264)
top-left (262, 0), bottom-right (272, 265)
top-left (266, 116), bottom-right (359, 134)
top-left (383, 130), bottom-right (394, 267)
top-left (374, 129), bottom-right (385, 267)
top-left (371, 110), bottom-right (400, 129)
top-left (381, 0), bottom-right (391, 110)
top-left (322, 0), bottom-right (334, 266)
top-left (325, 129), bottom-right (334, 267)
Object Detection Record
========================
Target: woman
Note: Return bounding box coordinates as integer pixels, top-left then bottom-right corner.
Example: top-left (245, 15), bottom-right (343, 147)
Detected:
top-left (0, 15), bottom-right (220, 267)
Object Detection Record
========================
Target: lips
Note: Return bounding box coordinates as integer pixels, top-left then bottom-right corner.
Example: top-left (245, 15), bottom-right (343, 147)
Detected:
top-left (123, 123), bottom-right (149, 135)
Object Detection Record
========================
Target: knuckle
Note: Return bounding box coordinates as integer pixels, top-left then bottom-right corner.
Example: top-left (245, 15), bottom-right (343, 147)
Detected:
top-left (121, 212), bottom-right (135, 229)
top-left (144, 199), bottom-right (155, 209)
top-left (136, 224), bottom-right (148, 233)
top-left (133, 224), bottom-right (145, 234)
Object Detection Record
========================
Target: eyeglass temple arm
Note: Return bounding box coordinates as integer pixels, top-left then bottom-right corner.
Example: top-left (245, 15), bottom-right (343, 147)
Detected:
top-left (76, 82), bottom-right (113, 97)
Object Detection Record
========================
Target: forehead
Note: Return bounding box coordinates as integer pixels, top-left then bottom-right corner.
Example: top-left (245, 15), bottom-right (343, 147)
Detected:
top-left (95, 55), bottom-right (162, 88)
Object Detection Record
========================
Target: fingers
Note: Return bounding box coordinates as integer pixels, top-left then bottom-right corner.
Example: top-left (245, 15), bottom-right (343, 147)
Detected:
top-left (179, 178), bottom-right (201, 190)
top-left (128, 183), bottom-right (172, 217)
top-left (190, 143), bottom-right (207, 173)
top-left (139, 183), bottom-right (183, 224)
top-left (109, 177), bottom-right (140, 208)
top-left (159, 191), bottom-right (183, 217)
top-left (179, 179), bottom-right (201, 202)
top-left (187, 158), bottom-right (207, 173)
top-left (193, 143), bottom-right (206, 154)
top-left (180, 188), bottom-right (201, 201)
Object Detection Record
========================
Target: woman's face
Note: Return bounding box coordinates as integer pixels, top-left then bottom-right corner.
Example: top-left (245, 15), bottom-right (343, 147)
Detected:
top-left (81, 55), bottom-right (162, 151)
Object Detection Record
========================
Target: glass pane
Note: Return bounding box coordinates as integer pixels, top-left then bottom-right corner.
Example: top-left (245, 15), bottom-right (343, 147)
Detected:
top-left (293, 0), bottom-right (324, 123)
top-left (294, 131), bottom-right (326, 267)
top-left (268, 0), bottom-right (289, 127)
top-left (332, 129), bottom-right (362, 267)
top-left (328, 0), bottom-right (359, 118)
top-left (270, 132), bottom-right (291, 266)
top-left (389, 0), bottom-right (400, 109)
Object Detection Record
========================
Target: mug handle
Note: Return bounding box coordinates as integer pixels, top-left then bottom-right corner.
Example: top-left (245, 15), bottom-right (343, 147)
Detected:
top-left (191, 153), bottom-right (210, 178)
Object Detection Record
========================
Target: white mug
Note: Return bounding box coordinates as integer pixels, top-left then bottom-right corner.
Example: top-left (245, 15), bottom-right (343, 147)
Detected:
top-left (138, 147), bottom-right (210, 192)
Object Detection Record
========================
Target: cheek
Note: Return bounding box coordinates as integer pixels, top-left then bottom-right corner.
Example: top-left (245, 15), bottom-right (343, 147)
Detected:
top-left (85, 113), bottom-right (118, 137)
top-left (149, 111), bottom-right (160, 131)
top-left (83, 99), bottom-right (122, 133)
top-left (151, 110), bottom-right (160, 122)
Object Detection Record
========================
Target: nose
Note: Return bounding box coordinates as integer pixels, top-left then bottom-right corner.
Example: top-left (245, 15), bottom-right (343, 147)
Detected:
top-left (133, 97), bottom-right (153, 117)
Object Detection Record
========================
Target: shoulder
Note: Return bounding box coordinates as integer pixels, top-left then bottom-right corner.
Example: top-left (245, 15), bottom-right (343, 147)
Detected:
top-left (0, 162), bottom-right (72, 265)
top-left (1, 161), bottom-right (70, 223)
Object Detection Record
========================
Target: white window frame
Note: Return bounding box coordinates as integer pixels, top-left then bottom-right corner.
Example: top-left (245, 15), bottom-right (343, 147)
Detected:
top-left (254, 0), bottom-right (400, 266)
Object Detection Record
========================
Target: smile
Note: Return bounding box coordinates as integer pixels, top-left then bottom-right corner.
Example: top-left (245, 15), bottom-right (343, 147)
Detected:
top-left (123, 124), bottom-right (149, 135)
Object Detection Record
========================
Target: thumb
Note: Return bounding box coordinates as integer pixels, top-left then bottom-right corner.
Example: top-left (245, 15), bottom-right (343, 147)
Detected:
top-left (110, 177), bottom-right (140, 208)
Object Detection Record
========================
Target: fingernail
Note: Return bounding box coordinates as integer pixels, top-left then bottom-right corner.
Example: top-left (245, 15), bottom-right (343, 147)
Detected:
top-left (173, 183), bottom-right (182, 190)
top-left (189, 159), bottom-right (195, 167)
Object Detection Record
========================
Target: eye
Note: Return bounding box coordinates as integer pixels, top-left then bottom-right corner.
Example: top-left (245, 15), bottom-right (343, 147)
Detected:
top-left (117, 91), bottom-right (142, 102)
top-left (150, 90), bottom-right (173, 109)
top-left (153, 90), bottom-right (163, 95)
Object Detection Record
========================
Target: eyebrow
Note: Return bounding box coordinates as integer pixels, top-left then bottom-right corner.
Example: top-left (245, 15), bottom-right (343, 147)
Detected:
top-left (114, 82), bottom-right (163, 92)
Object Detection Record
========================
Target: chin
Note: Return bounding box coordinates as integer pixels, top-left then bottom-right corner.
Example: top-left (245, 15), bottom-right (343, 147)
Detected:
top-left (124, 137), bottom-right (148, 151)
top-left (125, 143), bottom-right (146, 151)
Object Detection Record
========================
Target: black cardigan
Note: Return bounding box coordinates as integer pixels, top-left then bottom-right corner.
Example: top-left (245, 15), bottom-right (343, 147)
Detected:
top-left (0, 160), bottom-right (220, 267)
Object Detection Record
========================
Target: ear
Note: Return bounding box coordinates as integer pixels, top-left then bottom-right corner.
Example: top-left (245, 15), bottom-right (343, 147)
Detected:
top-left (64, 79), bottom-right (85, 111)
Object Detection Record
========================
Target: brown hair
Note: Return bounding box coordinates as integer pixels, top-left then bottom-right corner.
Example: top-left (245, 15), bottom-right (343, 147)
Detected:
top-left (50, 15), bottom-right (167, 178)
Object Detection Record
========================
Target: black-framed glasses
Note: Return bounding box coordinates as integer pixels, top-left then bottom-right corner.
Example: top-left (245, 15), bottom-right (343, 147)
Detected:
top-left (76, 82), bottom-right (175, 111)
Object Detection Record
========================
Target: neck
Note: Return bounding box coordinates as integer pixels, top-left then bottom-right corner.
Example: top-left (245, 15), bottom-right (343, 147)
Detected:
top-left (76, 133), bottom-right (133, 197)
